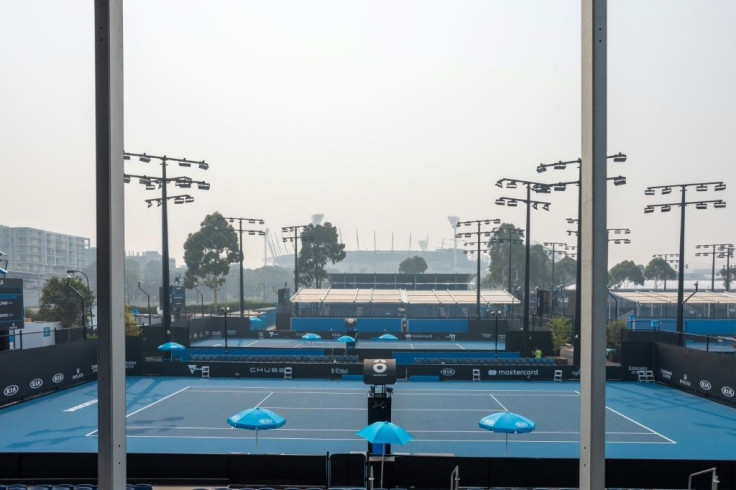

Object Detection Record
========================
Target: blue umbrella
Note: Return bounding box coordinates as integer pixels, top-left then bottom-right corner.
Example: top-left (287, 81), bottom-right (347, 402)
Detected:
top-left (336, 335), bottom-right (355, 343)
top-left (302, 332), bottom-right (322, 343)
top-left (227, 407), bottom-right (286, 448)
top-left (377, 333), bottom-right (398, 341)
top-left (249, 317), bottom-right (264, 329)
top-left (479, 411), bottom-right (536, 456)
top-left (357, 421), bottom-right (413, 487)
top-left (157, 342), bottom-right (185, 351)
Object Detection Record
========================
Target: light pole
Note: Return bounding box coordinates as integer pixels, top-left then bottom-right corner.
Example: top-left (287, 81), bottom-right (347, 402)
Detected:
top-left (221, 306), bottom-right (230, 354)
top-left (137, 281), bottom-right (151, 326)
top-left (695, 243), bottom-right (733, 291)
top-left (490, 226), bottom-right (524, 294)
top-left (66, 278), bottom-right (87, 340)
top-left (542, 242), bottom-right (566, 315)
top-left (456, 218), bottom-right (501, 319)
top-left (282, 224), bottom-right (308, 292)
top-left (193, 283), bottom-right (205, 317)
top-left (652, 253), bottom-right (679, 291)
top-left (720, 246), bottom-right (735, 291)
top-left (124, 152), bottom-right (210, 343)
top-left (535, 153), bottom-right (627, 366)
top-left (67, 269), bottom-right (92, 330)
top-left (493, 310), bottom-right (501, 357)
top-left (495, 178), bottom-right (553, 357)
top-left (644, 181), bottom-right (727, 337)
top-left (225, 217), bottom-right (266, 318)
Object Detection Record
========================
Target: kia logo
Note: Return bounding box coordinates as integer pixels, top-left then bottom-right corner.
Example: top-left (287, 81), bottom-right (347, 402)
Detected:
top-left (440, 368), bottom-right (456, 376)
top-left (30, 378), bottom-right (43, 389)
top-left (3, 385), bottom-right (19, 397)
top-left (52, 373), bottom-right (65, 384)
top-left (722, 386), bottom-right (735, 398)
top-left (699, 380), bottom-right (712, 391)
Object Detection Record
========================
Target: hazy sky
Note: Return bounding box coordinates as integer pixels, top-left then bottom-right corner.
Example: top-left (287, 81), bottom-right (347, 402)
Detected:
top-left (2, 1), bottom-right (735, 271)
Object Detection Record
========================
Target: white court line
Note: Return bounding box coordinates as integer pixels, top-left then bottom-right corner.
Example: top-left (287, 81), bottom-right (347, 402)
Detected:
top-left (241, 340), bottom-right (260, 347)
top-left (255, 392), bottom-right (274, 407)
top-left (455, 343), bottom-right (465, 350)
top-left (185, 389), bottom-right (366, 395)
top-left (86, 385), bottom-right (191, 437)
top-left (117, 434), bottom-right (676, 445)
top-left (605, 405), bottom-right (676, 444)
top-left (489, 393), bottom-right (508, 411)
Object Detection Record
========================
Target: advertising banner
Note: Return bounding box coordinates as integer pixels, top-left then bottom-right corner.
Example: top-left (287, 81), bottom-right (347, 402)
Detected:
top-left (655, 342), bottom-right (736, 405)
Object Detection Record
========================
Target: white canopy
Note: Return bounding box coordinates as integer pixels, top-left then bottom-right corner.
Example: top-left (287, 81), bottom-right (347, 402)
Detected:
top-left (291, 288), bottom-right (520, 306)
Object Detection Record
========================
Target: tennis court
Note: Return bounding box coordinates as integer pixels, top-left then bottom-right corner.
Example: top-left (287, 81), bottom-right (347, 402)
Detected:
top-left (1, 376), bottom-right (734, 460)
top-left (191, 337), bottom-right (505, 351)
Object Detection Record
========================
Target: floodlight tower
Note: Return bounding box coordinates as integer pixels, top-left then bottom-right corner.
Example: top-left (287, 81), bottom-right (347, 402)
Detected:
top-left (124, 151), bottom-right (210, 340)
top-left (644, 181), bottom-right (727, 336)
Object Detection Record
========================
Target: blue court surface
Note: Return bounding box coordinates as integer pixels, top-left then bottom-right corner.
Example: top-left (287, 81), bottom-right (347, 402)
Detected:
top-left (1, 376), bottom-right (734, 460)
top-left (192, 338), bottom-right (505, 351)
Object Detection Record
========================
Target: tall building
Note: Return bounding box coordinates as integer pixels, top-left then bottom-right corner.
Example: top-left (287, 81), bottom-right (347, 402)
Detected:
top-left (0, 225), bottom-right (91, 275)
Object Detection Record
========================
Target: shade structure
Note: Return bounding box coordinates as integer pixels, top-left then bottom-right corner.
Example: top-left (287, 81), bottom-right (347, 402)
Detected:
top-left (377, 333), bottom-right (398, 341)
top-left (157, 342), bottom-right (185, 351)
top-left (227, 407), bottom-right (286, 449)
top-left (479, 411), bottom-right (535, 456)
top-left (249, 317), bottom-right (264, 329)
top-left (336, 335), bottom-right (355, 343)
top-left (357, 421), bottom-right (413, 487)
top-left (301, 332), bottom-right (321, 341)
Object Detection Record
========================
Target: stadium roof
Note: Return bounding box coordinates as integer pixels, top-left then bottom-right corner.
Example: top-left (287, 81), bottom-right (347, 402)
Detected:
top-left (291, 288), bottom-right (520, 305)
top-left (610, 290), bottom-right (736, 304)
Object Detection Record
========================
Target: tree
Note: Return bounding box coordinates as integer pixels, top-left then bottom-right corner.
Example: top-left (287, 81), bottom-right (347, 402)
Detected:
top-left (608, 260), bottom-right (645, 288)
top-left (488, 223), bottom-right (525, 290)
top-left (298, 222), bottom-right (346, 288)
top-left (398, 256), bottom-right (428, 274)
top-left (718, 265), bottom-right (736, 290)
top-left (183, 212), bottom-right (240, 309)
top-left (547, 315), bottom-right (572, 355)
top-left (125, 306), bottom-right (141, 336)
top-left (644, 257), bottom-right (676, 289)
top-left (36, 276), bottom-right (95, 328)
top-left (554, 256), bottom-right (577, 288)
top-left (607, 319), bottom-right (625, 354)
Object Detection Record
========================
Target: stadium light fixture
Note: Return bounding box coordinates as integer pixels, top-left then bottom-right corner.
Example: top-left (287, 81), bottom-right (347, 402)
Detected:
top-left (124, 150), bottom-right (210, 340)
top-left (644, 180), bottom-right (728, 335)
top-left (225, 216), bottom-right (267, 317)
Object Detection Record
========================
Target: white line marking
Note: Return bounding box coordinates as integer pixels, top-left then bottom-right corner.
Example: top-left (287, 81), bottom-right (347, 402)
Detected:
top-left (456, 343), bottom-right (465, 350)
top-left (255, 392), bottom-right (274, 407)
top-left (489, 393), bottom-right (508, 411)
top-left (87, 387), bottom-right (192, 437)
top-left (110, 434), bottom-right (677, 445)
top-left (64, 399), bottom-right (98, 412)
top-left (127, 386), bottom-right (191, 418)
top-left (605, 405), bottom-right (676, 444)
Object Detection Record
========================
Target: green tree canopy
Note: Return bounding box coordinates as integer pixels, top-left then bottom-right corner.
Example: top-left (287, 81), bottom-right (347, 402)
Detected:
top-left (547, 315), bottom-right (572, 355)
top-left (398, 256), bottom-right (428, 274)
top-left (644, 257), bottom-right (676, 289)
top-left (36, 276), bottom-right (95, 328)
top-left (183, 212), bottom-right (240, 308)
top-left (608, 260), bottom-right (645, 288)
top-left (553, 255), bottom-right (578, 288)
top-left (718, 265), bottom-right (736, 290)
top-left (298, 222), bottom-right (346, 288)
top-left (488, 223), bottom-right (525, 291)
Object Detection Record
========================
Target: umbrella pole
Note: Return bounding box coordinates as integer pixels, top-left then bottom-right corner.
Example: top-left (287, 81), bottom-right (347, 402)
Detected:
top-left (380, 444), bottom-right (385, 489)
top-left (256, 428), bottom-right (258, 450)
top-left (505, 434), bottom-right (508, 457)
